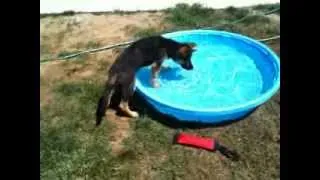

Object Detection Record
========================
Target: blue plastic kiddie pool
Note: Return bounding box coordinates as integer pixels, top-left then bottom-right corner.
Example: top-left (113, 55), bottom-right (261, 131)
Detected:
top-left (135, 30), bottom-right (280, 123)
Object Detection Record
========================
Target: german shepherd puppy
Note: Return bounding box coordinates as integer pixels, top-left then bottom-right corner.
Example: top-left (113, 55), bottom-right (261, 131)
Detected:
top-left (95, 36), bottom-right (197, 126)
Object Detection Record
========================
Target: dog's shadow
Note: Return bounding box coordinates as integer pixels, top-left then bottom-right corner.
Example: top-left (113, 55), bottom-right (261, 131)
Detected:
top-left (110, 89), bottom-right (257, 129)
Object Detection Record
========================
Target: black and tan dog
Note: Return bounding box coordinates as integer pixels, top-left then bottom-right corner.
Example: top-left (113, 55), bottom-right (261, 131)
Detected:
top-left (96, 36), bottom-right (197, 126)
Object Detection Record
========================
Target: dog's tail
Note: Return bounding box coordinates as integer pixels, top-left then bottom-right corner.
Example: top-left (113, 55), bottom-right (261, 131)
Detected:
top-left (95, 76), bottom-right (116, 126)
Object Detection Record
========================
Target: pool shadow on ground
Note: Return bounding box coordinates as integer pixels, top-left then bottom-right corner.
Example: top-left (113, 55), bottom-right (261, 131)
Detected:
top-left (110, 90), bottom-right (257, 129)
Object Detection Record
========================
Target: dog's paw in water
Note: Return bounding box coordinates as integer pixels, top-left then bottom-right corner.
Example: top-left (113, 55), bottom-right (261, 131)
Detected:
top-left (130, 111), bottom-right (139, 118)
top-left (161, 65), bottom-right (172, 72)
top-left (150, 79), bottom-right (160, 88)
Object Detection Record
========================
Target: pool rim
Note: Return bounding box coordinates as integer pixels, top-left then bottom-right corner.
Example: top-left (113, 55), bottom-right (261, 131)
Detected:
top-left (135, 29), bottom-right (280, 113)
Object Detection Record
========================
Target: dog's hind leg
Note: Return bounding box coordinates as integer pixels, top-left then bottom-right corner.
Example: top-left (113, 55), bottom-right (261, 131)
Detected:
top-left (95, 76), bottom-right (117, 126)
top-left (119, 78), bottom-right (139, 118)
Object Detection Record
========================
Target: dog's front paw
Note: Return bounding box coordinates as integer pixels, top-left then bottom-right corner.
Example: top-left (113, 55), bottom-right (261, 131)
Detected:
top-left (130, 111), bottom-right (139, 118)
top-left (150, 79), bottom-right (160, 88)
top-left (161, 66), bottom-right (171, 71)
top-left (152, 81), bottom-right (160, 88)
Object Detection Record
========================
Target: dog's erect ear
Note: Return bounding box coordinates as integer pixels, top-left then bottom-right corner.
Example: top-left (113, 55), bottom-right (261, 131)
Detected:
top-left (187, 43), bottom-right (197, 51)
top-left (179, 43), bottom-right (197, 55)
top-left (187, 43), bottom-right (197, 48)
top-left (178, 46), bottom-right (189, 56)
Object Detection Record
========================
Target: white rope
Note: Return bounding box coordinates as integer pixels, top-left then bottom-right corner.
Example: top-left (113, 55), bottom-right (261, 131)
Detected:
top-left (258, 35), bottom-right (280, 42)
top-left (40, 41), bottom-right (134, 64)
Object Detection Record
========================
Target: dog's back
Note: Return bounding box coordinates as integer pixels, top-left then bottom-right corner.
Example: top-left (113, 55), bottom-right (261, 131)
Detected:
top-left (108, 36), bottom-right (176, 74)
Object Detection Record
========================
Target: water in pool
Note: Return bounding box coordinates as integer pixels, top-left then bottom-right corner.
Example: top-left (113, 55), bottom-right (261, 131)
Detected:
top-left (136, 35), bottom-right (264, 109)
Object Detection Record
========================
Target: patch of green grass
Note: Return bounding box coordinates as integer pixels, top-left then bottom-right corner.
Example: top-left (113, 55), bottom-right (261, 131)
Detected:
top-left (164, 2), bottom-right (280, 39)
top-left (219, 100), bottom-right (280, 179)
top-left (54, 81), bottom-right (102, 104)
top-left (124, 95), bottom-right (279, 179)
top-left (112, 9), bottom-right (159, 15)
top-left (40, 10), bottom-right (77, 18)
top-left (225, 6), bottom-right (250, 20)
top-left (210, 7), bottom-right (278, 38)
top-left (125, 117), bottom-right (173, 153)
top-left (165, 3), bottom-right (216, 27)
top-left (113, 9), bottom-right (136, 15)
top-left (41, 120), bottom-right (116, 179)
top-left (253, 3), bottom-right (280, 12)
top-left (61, 10), bottom-right (76, 16)
top-left (165, 3), bottom-right (252, 28)
top-left (164, 2), bottom-right (279, 40)
top-left (117, 116), bottom-right (231, 179)
top-left (90, 9), bottom-right (158, 16)
top-left (134, 27), bottom-right (160, 38)
top-left (41, 9), bottom-right (160, 18)
top-left (41, 80), bottom-right (119, 179)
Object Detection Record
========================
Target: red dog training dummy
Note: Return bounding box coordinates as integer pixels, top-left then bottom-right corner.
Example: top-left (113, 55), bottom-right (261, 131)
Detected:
top-left (173, 132), bottom-right (240, 161)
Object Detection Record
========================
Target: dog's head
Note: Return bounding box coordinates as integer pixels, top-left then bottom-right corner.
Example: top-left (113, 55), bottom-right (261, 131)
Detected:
top-left (173, 43), bottom-right (197, 70)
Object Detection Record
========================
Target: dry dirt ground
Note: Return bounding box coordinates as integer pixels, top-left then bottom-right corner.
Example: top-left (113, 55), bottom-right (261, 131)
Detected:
top-left (40, 9), bottom-right (280, 179)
